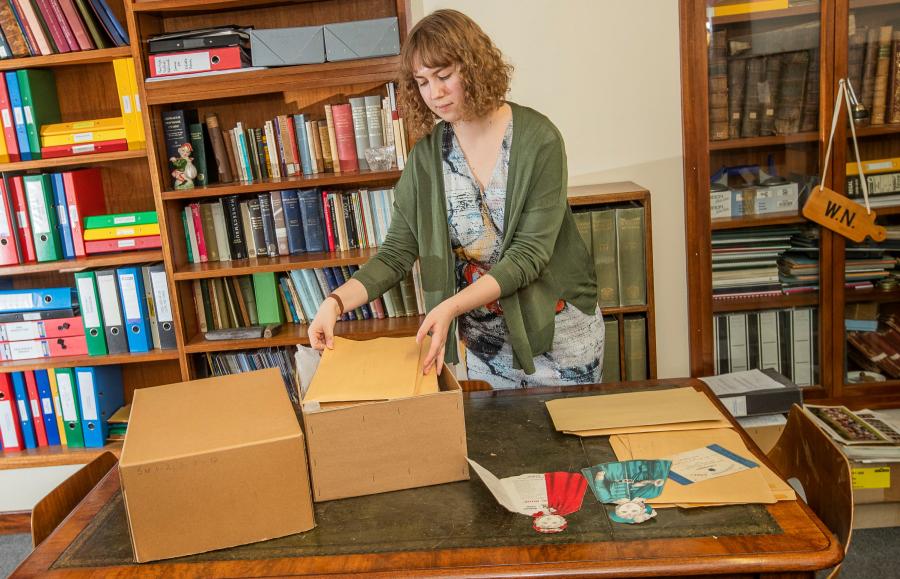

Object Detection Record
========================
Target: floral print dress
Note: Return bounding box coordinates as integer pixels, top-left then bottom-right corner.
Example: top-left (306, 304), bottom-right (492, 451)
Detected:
top-left (442, 119), bottom-right (604, 389)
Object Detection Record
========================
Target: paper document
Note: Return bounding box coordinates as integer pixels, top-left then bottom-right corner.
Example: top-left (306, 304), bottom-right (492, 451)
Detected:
top-left (304, 336), bottom-right (439, 404)
top-left (667, 444), bottom-right (758, 485)
top-left (700, 369), bottom-right (786, 396)
top-left (467, 459), bottom-right (548, 516)
top-left (545, 387), bottom-right (726, 433)
top-left (737, 414), bottom-right (787, 428)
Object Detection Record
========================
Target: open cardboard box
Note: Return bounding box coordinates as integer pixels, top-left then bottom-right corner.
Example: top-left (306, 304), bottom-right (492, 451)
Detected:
top-left (301, 364), bottom-right (469, 501)
top-left (119, 368), bottom-right (315, 562)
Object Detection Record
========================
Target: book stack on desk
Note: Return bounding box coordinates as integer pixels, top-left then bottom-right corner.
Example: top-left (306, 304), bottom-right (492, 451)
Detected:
top-left (0, 365), bottom-right (124, 452)
top-left (0, 287), bottom-right (85, 361)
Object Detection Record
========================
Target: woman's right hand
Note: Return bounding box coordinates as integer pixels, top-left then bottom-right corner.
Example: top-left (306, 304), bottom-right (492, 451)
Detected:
top-left (308, 297), bottom-right (341, 350)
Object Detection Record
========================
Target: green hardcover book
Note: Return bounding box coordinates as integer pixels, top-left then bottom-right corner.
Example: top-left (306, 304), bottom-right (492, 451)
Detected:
top-left (199, 279), bottom-right (213, 332)
top-left (601, 318), bottom-right (620, 383)
top-left (189, 123), bottom-right (209, 186)
top-left (591, 209), bottom-right (619, 308)
top-left (199, 202), bottom-right (219, 262)
top-left (616, 207), bottom-right (647, 306)
top-left (84, 211), bottom-right (159, 230)
top-left (73, 271), bottom-right (108, 356)
top-left (624, 316), bottom-right (647, 381)
top-left (237, 276), bottom-right (258, 325)
top-left (54, 368), bottom-right (85, 448)
top-left (573, 211), bottom-right (592, 255)
top-left (252, 272), bottom-right (284, 324)
top-left (16, 69), bottom-right (60, 160)
top-left (181, 210), bottom-right (194, 263)
top-left (23, 174), bottom-right (62, 261)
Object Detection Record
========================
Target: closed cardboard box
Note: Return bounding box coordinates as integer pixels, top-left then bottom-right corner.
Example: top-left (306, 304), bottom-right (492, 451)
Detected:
top-left (119, 368), bottom-right (315, 562)
top-left (249, 26), bottom-right (325, 67)
top-left (302, 366), bottom-right (468, 501)
top-left (324, 17), bottom-right (400, 61)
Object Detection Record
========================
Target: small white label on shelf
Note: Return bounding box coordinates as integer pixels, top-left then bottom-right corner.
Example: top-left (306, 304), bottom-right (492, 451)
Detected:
top-left (150, 271), bottom-right (173, 322)
top-left (42, 398), bottom-right (52, 416)
top-left (1, 109), bottom-right (11, 129)
top-left (0, 401), bottom-right (20, 447)
top-left (72, 144), bottom-right (96, 154)
top-left (96, 275), bottom-right (122, 326)
top-left (115, 228), bottom-right (136, 237)
top-left (13, 107), bottom-right (23, 125)
top-left (154, 52), bottom-right (211, 76)
top-left (0, 294), bottom-right (33, 311)
top-left (77, 371), bottom-right (97, 421)
top-left (119, 273), bottom-right (141, 320)
top-left (121, 95), bottom-right (133, 115)
top-left (24, 106), bottom-right (32, 125)
top-left (57, 374), bottom-right (77, 420)
top-left (76, 277), bottom-right (101, 328)
top-left (30, 398), bottom-right (40, 419)
top-left (135, 94), bottom-right (141, 112)
top-left (5, 322), bottom-right (40, 341)
top-left (0, 200), bottom-right (9, 237)
top-left (17, 400), bottom-right (28, 422)
top-left (118, 239), bottom-right (136, 247)
top-left (25, 180), bottom-right (49, 234)
top-left (9, 340), bottom-right (46, 360)
top-left (56, 204), bottom-right (68, 226)
top-left (113, 216), bottom-right (136, 225)
top-left (73, 132), bottom-right (94, 143)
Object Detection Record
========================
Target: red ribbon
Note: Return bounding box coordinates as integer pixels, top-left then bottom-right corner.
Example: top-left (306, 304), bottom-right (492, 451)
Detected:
top-left (543, 471), bottom-right (588, 516)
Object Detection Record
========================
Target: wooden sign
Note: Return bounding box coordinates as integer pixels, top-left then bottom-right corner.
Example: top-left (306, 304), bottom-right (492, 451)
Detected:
top-left (802, 186), bottom-right (887, 243)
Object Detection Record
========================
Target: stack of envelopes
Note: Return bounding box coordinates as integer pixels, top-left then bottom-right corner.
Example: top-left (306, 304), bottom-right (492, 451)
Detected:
top-left (545, 387), bottom-right (795, 507)
top-left (303, 335), bottom-right (439, 406)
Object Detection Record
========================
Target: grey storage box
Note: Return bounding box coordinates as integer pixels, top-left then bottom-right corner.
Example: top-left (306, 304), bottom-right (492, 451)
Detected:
top-left (324, 17), bottom-right (400, 62)
top-left (250, 26), bottom-right (325, 67)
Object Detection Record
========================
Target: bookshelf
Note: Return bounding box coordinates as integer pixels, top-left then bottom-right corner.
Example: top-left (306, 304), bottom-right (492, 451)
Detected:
top-left (0, 0), bottom-right (184, 469)
top-left (682, 0), bottom-right (900, 407)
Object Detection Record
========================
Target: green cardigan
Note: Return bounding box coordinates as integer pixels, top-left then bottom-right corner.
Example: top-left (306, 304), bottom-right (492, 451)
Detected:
top-left (352, 102), bottom-right (597, 373)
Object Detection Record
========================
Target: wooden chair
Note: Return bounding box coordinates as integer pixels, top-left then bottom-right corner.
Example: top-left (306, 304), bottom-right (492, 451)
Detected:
top-left (31, 451), bottom-right (118, 548)
top-left (459, 379), bottom-right (493, 392)
top-left (767, 405), bottom-right (854, 579)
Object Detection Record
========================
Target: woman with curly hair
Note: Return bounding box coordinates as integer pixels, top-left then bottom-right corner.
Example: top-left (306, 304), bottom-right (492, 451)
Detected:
top-left (308, 9), bottom-right (604, 389)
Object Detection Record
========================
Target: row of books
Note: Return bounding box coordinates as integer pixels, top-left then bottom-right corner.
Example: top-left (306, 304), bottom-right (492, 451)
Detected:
top-left (192, 265), bottom-right (424, 334)
top-left (847, 157), bottom-right (900, 206)
top-left (601, 316), bottom-right (648, 383)
top-left (197, 347), bottom-right (299, 404)
top-left (0, 365), bottom-right (123, 452)
top-left (709, 27), bottom-right (818, 140)
top-left (712, 226), bottom-right (799, 298)
top-left (0, 59), bottom-right (142, 163)
top-left (710, 180), bottom-right (800, 219)
top-left (0, 0), bottom-right (127, 58)
top-left (0, 168), bottom-right (160, 266)
top-left (572, 206), bottom-right (647, 308)
top-left (713, 307), bottom-right (818, 387)
top-left (847, 314), bottom-right (900, 380)
top-left (162, 84), bottom-right (407, 190)
top-left (849, 24), bottom-right (900, 127)
top-left (182, 187), bottom-right (394, 264)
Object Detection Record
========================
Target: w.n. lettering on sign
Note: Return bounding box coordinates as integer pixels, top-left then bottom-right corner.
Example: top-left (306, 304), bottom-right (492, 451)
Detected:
top-left (802, 185), bottom-right (886, 243)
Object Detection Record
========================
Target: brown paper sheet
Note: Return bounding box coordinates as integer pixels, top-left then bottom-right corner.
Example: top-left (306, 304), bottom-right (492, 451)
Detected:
top-left (564, 418), bottom-right (732, 437)
top-left (305, 336), bottom-right (438, 403)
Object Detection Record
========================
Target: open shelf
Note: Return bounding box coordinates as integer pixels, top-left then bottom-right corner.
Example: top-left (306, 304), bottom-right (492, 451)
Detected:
top-left (0, 149), bottom-right (147, 172)
top-left (0, 349), bottom-right (180, 372)
top-left (144, 56), bottom-right (401, 104)
top-left (602, 304), bottom-right (650, 316)
top-left (0, 47), bottom-right (132, 72)
top-left (0, 442), bottom-right (122, 471)
top-left (711, 210), bottom-right (807, 230)
top-left (161, 169), bottom-right (402, 201)
top-left (183, 316), bottom-right (423, 353)
top-left (713, 291), bottom-right (819, 313)
top-left (844, 287), bottom-right (900, 304)
top-left (1, 250), bottom-right (163, 277)
top-left (173, 248), bottom-right (375, 280)
top-left (708, 132), bottom-right (818, 151)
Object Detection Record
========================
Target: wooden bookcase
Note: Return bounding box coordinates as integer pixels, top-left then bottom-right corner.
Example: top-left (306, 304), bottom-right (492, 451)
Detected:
top-left (0, 1), bottom-right (184, 470)
top-left (0, 0), bottom-right (657, 471)
top-left (681, 0), bottom-right (900, 408)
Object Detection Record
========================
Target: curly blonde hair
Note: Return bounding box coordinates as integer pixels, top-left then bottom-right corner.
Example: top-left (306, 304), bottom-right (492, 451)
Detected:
top-left (399, 9), bottom-right (513, 140)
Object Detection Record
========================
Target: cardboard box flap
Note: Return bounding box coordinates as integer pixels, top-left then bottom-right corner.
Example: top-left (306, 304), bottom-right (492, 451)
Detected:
top-left (121, 368), bottom-right (301, 466)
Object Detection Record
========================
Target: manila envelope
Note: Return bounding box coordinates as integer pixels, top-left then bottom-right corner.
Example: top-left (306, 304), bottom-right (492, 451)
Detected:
top-left (611, 428), bottom-right (795, 506)
top-left (304, 336), bottom-right (438, 404)
top-left (545, 387), bottom-right (725, 433)
top-left (565, 418), bottom-right (732, 437)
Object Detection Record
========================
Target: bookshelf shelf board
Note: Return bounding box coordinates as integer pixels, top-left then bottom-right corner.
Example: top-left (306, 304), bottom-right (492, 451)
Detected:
top-left (0, 149), bottom-right (147, 172)
top-left (855, 123), bottom-right (900, 138)
top-left (183, 316), bottom-right (424, 353)
top-left (844, 287), bottom-right (900, 304)
top-left (173, 248), bottom-right (376, 280)
top-left (131, 0), bottom-right (310, 13)
top-left (867, 204), bottom-right (900, 216)
top-left (711, 4), bottom-right (820, 25)
top-left (0, 349), bottom-right (180, 373)
top-left (0, 47), bottom-right (132, 72)
top-left (144, 56), bottom-right (402, 104)
top-left (1, 250), bottom-right (164, 277)
top-left (708, 132), bottom-right (818, 151)
top-left (711, 210), bottom-right (807, 230)
top-left (712, 292), bottom-right (819, 313)
top-left (161, 169), bottom-right (402, 201)
top-left (0, 442), bottom-right (121, 471)
top-left (603, 305), bottom-right (650, 315)
top-left (567, 182), bottom-right (649, 206)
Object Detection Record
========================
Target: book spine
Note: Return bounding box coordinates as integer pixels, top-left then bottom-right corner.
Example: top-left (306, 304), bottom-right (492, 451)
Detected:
top-left (257, 192), bottom-right (278, 257)
top-left (348, 96), bottom-right (369, 170)
top-left (221, 195), bottom-right (246, 260)
top-left (330, 104), bottom-right (358, 172)
top-left (247, 198), bottom-right (267, 257)
top-left (204, 113), bottom-right (233, 183)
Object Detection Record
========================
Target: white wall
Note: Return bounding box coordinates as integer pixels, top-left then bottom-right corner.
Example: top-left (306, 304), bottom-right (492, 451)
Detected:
top-left (415, 0), bottom-right (689, 377)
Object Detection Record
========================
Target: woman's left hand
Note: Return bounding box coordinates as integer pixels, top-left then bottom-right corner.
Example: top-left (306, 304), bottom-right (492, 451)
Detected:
top-left (416, 299), bottom-right (458, 375)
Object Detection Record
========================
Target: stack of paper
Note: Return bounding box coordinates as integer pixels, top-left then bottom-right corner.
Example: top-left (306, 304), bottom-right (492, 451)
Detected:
top-left (545, 387), bottom-right (731, 436)
top-left (611, 428), bottom-right (796, 507)
top-left (303, 336), bottom-right (439, 405)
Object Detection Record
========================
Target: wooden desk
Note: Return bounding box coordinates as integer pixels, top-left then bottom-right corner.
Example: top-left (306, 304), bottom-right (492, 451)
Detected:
top-left (13, 379), bottom-right (842, 578)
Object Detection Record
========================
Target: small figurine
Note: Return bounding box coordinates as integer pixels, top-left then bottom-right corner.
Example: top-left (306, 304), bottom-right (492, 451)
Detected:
top-left (170, 142), bottom-right (198, 190)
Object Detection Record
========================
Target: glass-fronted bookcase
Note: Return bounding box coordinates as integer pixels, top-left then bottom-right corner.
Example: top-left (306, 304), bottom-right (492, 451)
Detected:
top-left (683, 0), bottom-right (900, 407)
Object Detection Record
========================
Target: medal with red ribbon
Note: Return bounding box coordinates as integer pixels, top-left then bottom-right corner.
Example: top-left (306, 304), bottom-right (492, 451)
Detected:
top-left (532, 471), bottom-right (589, 534)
